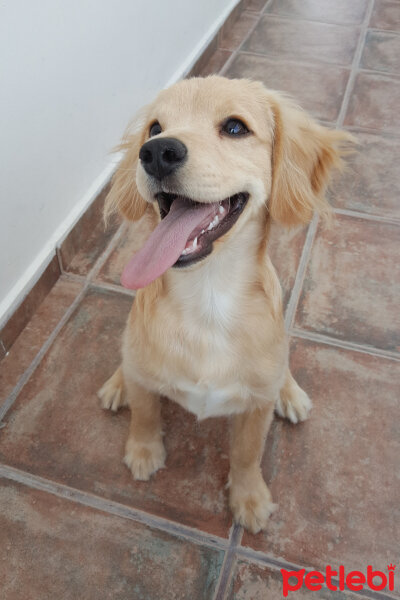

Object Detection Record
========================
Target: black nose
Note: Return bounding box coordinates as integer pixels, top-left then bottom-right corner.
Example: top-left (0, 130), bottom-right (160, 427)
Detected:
top-left (139, 137), bottom-right (187, 180)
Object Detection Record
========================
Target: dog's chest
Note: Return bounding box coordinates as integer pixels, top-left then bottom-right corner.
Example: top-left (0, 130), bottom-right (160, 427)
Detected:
top-left (160, 283), bottom-right (252, 418)
top-left (133, 251), bottom-right (267, 418)
top-left (176, 269), bottom-right (238, 331)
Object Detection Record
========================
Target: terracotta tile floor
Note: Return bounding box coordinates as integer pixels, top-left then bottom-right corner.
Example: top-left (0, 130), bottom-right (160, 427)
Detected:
top-left (1, 1), bottom-right (399, 598)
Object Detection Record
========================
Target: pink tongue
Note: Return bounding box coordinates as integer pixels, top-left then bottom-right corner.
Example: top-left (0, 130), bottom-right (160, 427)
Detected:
top-left (121, 198), bottom-right (217, 289)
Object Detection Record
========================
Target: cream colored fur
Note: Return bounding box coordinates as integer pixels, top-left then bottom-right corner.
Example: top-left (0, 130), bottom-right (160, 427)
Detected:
top-left (98, 76), bottom-right (353, 533)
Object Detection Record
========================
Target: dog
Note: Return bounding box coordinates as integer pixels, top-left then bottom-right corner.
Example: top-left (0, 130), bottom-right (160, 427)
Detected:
top-left (98, 76), bottom-right (353, 533)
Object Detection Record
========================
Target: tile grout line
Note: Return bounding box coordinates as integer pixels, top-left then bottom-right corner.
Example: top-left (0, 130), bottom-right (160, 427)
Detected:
top-left (0, 223), bottom-right (128, 422)
top-left (0, 464), bottom-right (230, 553)
top-left (291, 328), bottom-right (400, 361)
top-left (88, 280), bottom-right (137, 298)
top-left (60, 271), bottom-right (137, 299)
top-left (219, 0), bottom-right (274, 76)
top-left (368, 26), bottom-right (400, 35)
top-left (358, 66), bottom-right (400, 79)
top-left (234, 546), bottom-right (399, 600)
top-left (343, 123), bottom-right (400, 138)
top-left (284, 215), bottom-right (319, 331)
top-left (236, 545), bottom-right (315, 571)
top-left (336, 0), bottom-right (375, 128)
top-left (213, 524), bottom-right (243, 600)
top-left (332, 207), bottom-right (400, 226)
top-left (236, 51), bottom-right (400, 82)
top-left (237, 48), bottom-right (356, 70)
top-left (259, 7), bottom-right (373, 28)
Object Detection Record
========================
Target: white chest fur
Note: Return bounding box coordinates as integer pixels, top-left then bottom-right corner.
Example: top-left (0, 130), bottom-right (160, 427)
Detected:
top-left (177, 381), bottom-right (245, 420)
top-left (159, 231), bottom-right (262, 419)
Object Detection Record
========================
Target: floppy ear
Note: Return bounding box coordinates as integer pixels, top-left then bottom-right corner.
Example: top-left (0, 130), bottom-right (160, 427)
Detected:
top-left (104, 122), bottom-right (148, 223)
top-left (267, 91), bottom-right (354, 226)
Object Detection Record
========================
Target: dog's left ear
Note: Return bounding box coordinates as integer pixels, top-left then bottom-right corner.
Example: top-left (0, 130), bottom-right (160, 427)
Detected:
top-left (267, 91), bottom-right (355, 226)
top-left (104, 115), bottom-right (148, 224)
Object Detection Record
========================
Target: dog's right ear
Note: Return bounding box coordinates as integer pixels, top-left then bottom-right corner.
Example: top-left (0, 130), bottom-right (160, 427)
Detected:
top-left (104, 119), bottom-right (148, 224)
top-left (265, 90), bottom-right (355, 226)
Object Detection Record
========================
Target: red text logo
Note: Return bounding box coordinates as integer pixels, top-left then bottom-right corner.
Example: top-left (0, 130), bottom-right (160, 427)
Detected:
top-left (281, 564), bottom-right (395, 597)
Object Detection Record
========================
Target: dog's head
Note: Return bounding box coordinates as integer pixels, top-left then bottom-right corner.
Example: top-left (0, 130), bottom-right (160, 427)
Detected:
top-left (105, 76), bottom-right (353, 289)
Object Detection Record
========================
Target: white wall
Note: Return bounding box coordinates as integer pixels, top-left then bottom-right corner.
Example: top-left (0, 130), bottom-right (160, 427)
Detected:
top-left (0, 0), bottom-right (236, 325)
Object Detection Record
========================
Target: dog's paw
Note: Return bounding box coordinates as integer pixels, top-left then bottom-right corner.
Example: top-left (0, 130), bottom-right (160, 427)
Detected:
top-left (276, 381), bottom-right (312, 424)
top-left (124, 437), bottom-right (166, 481)
top-left (229, 474), bottom-right (277, 534)
top-left (97, 368), bottom-right (127, 412)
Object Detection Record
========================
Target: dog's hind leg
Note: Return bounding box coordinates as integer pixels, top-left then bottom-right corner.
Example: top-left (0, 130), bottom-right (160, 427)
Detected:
top-left (97, 366), bottom-right (128, 412)
top-left (275, 368), bottom-right (312, 424)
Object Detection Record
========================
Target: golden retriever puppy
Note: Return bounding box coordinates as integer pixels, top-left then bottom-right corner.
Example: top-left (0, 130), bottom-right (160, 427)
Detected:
top-left (98, 76), bottom-right (353, 533)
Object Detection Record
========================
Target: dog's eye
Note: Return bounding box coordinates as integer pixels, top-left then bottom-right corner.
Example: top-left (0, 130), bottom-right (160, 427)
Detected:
top-left (222, 118), bottom-right (249, 136)
top-left (149, 121), bottom-right (162, 137)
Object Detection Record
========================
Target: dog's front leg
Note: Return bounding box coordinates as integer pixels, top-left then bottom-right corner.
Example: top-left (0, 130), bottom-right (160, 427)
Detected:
top-left (123, 375), bottom-right (166, 481)
top-left (228, 404), bottom-right (277, 534)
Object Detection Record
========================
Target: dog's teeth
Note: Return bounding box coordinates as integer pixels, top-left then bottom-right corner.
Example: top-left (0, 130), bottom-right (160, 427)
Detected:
top-left (193, 237), bottom-right (198, 249)
top-left (207, 214), bottom-right (221, 231)
top-left (219, 205), bottom-right (224, 215)
top-left (201, 229), bottom-right (205, 234)
top-left (181, 248), bottom-right (188, 255)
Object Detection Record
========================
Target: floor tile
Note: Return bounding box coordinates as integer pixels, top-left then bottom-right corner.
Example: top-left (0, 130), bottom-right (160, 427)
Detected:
top-left (241, 339), bottom-right (400, 582)
top-left (243, 16), bottom-right (360, 66)
top-left (266, 0), bottom-right (369, 26)
top-left (329, 131), bottom-right (400, 219)
top-left (344, 72), bottom-right (400, 133)
top-left (0, 287), bottom-right (232, 537)
top-left (0, 255), bottom-right (60, 355)
top-left (59, 183), bottom-right (120, 276)
top-left (0, 479), bottom-right (224, 600)
top-left (268, 224), bottom-right (308, 310)
top-left (360, 30), bottom-right (400, 74)
top-left (219, 11), bottom-right (258, 51)
top-left (369, 0), bottom-right (400, 31)
top-left (226, 53), bottom-right (349, 122)
top-left (0, 278), bottom-right (82, 406)
top-left (197, 49), bottom-right (232, 76)
top-left (295, 215), bottom-right (400, 351)
top-left (228, 560), bottom-right (364, 599)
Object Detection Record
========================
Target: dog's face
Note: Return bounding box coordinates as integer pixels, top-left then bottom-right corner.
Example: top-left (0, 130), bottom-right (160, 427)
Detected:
top-left (137, 76), bottom-right (274, 224)
top-left (106, 76), bottom-right (352, 289)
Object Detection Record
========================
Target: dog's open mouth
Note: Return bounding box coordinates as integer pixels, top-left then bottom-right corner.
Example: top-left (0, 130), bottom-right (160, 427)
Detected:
top-left (156, 192), bottom-right (249, 266)
top-left (120, 192), bottom-right (248, 290)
